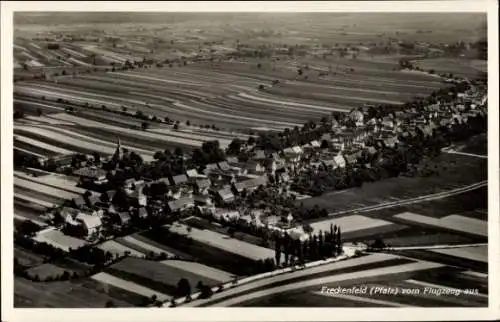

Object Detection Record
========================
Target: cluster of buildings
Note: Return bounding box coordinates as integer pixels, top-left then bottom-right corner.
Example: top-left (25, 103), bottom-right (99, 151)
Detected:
top-left (44, 79), bottom-right (487, 243)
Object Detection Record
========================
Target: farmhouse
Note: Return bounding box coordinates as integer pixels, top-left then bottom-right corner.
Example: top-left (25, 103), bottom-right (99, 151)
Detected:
top-left (194, 178), bottom-right (211, 195)
top-left (226, 156), bottom-right (240, 165)
top-left (283, 146), bottom-right (303, 163)
top-left (217, 161), bottom-right (232, 172)
top-left (128, 189), bottom-right (147, 207)
top-left (233, 176), bottom-right (268, 194)
top-left (333, 155), bottom-right (346, 168)
top-left (73, 167), bottom-right (107, 183)
top-left (167, 197), bottom-right (195, 213)
top-left (194, 194), bottom-right (213, 206)
top-left (71, 196), bottom-right (87, 209)
top-left (244, 160), bottom-right (266, 174)
top-left (75, 213), bottom-right (102, 238)
top-left (137, 207), bottom-right (148, 219)
top-left (213, 187), bottom-right (235, 204)
top-left (170, 174), bottom-right (188, 186)
top-left (204, 163), bottom-right (220, 174)
top-left (251, 149), bottom-right (266, 160)
top-left (114, 211), bottom-right (131, 226)
top-left (186, 168), bottom-right (205, 179)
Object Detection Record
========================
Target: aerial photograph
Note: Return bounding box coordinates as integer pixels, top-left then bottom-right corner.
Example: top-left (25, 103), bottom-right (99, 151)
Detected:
top-left (11, 11), bottom-right (488, 308)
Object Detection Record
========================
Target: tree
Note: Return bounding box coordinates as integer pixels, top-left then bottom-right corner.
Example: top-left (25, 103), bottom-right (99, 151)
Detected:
top-left (174, 147), bottom-right (183, 157)
top-left (173, 123), bottom-right (179, 130)
top-left (371, 238), bottom-right (386, 250)
top-left (258, 84), bottom-right (265, 90)
top-left (36, 108), bottom-right (43, 117)
top-left (228, 138), bottom-right (243, 155)
top-left (186, 120), bottom-right (191, 126)
top-left (176, 278), bottom-right (191, 297)
top-left (105, 300), bottom-right (115, 308)
top-left (303, 223), bottom-right (314, 235)
top-left (141, 122), bottom-right (149, 131)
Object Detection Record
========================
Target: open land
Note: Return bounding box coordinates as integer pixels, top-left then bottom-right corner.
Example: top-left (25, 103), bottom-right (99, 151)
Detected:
top-left (12, 12), bottom-right (487, 308)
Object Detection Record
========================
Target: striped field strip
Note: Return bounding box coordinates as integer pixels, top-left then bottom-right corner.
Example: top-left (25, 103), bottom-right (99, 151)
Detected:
top-left (14, 135), bottom-right (74, 155)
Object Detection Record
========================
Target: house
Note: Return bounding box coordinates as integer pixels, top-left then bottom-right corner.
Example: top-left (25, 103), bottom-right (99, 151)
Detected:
top-left (213, 187), bottom-right (235, 204)
top-left (101, 190), bottom-right (116, 203)
top-left (366, 146), bottom-right (378, 156)
top-left (349, 109), bottom-right (364, 126)
top-left (167, 197), bottom-right (195, 213)
top-left (320, 133), bottom-right (332, 142)
top-left (186, 168), bottom-right (204, 179)
top-left (72, 196), bottom-right (87, 209)
top-left (283, 146), bottom-right (303, 163)
top-left (73, 167), bottom-right (107, 183)
top-left (320, 158), bottom-right (337, 170)
top-left (271, 152), bottom-right (283, 162)
top-left (194, 194), bottom-right (213, 206)
top-left (381, 116), bottom-right (394, 129)
top-left (128, 189), bottom-right (147, 207)
top-left (84, 194), bottom-right (100, 207)
top-left (244, 160), bottom-right (266, 174)
top-left (60, 207), bottom-right (80, 224)
top-left (278, 172), bottom-right (291, 183)
top-left (167, 187), bottom-right (182, 200)
top-left (344, 153), bottom-right (358, 165)
top-left (383, 136), bottom-right (399, 148)
top-left (137, 207), bottom-right (148, 219)
top-left (226, 156), bottom-right (240, 165)
top-left (333, 155), bottom-right (346, 168)
top-left (204, 163), bottom-right (220, 174)
top-left (194, 178), bottom-right (211, 195)
top-left (170, 174), bottom-right (188, 186)
top-left (233, 176), bottom-right (268, 194)
top-left (310, 140), bottom-right (321, 149)
top-left (251, 149), bottom-right (266, 160)
top-left (115, 211), bottom-right (131, 226)
top-left (75, 213), bottom-right (102, 237)
top-left (217, 161), bottom-right (231, 172)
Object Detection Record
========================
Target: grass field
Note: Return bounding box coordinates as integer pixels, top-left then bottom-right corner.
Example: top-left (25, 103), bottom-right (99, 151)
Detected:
top-left (14, 246), bottom-right (46, 267)
top-left (14, 276), bottom-right (146, 307)
top-left (105, 257), bottom-right (223, 297)
top-left (299, 153), bottom-right (486, 214)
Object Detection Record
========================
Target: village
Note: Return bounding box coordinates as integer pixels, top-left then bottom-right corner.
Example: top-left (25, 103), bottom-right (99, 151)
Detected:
top-left (18, 74), bottom-right (487, 271)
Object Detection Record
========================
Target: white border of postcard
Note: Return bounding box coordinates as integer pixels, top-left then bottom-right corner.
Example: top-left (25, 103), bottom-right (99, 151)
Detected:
top-left (2, 1), bottom-right (499, 321)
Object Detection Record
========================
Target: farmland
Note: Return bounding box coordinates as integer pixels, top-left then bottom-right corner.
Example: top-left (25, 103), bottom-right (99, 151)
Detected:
top-left (12, 11), bottom-right (488, 309)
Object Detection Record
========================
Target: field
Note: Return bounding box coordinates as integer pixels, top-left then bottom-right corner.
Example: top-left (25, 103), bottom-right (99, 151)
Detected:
top-left (97, 240), bottom-right (146, 258)
top-left (14, 246), bottom-right (46, 267)
top-left (104, 257), bottom-right (225, 296)
top-left (15, 276), bottom-right (147, 307)
top-left (33, 228), bottom-right (87, 251)
top-left (299, 153), bottom-right (486, 214)
top-left (393, 212), bottom-right (487, 237)
top-left (428, 245), bottom-right (487, 263)
top-left (168, 222), bottom-right (276, 262)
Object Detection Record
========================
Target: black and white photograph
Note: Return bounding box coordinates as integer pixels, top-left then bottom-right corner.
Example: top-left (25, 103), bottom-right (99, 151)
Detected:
top-left (1, 1), bottom-right (498, 321)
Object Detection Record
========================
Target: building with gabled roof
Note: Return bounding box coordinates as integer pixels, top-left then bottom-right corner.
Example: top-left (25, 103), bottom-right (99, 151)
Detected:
top-left (75, 213), bottom-right (102, 237)
top-left (217, 161), bottom-right (231, 172)
top-left (167, 197), bottom-right (195, 213)
top-left (170, 174), bottom-right (188, 186)
top-left (233, 175), bottom-right (268, 194)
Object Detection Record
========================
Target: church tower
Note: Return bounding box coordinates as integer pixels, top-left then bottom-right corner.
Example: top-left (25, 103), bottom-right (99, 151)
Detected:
top-left (112, 137), bottom-right (122, 161)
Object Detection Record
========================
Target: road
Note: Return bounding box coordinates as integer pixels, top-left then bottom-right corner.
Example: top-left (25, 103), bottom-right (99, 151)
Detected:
top-left (441, 149), bottom-right (488, 159)
top-left (327, 180), bottom-right (487, 217)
